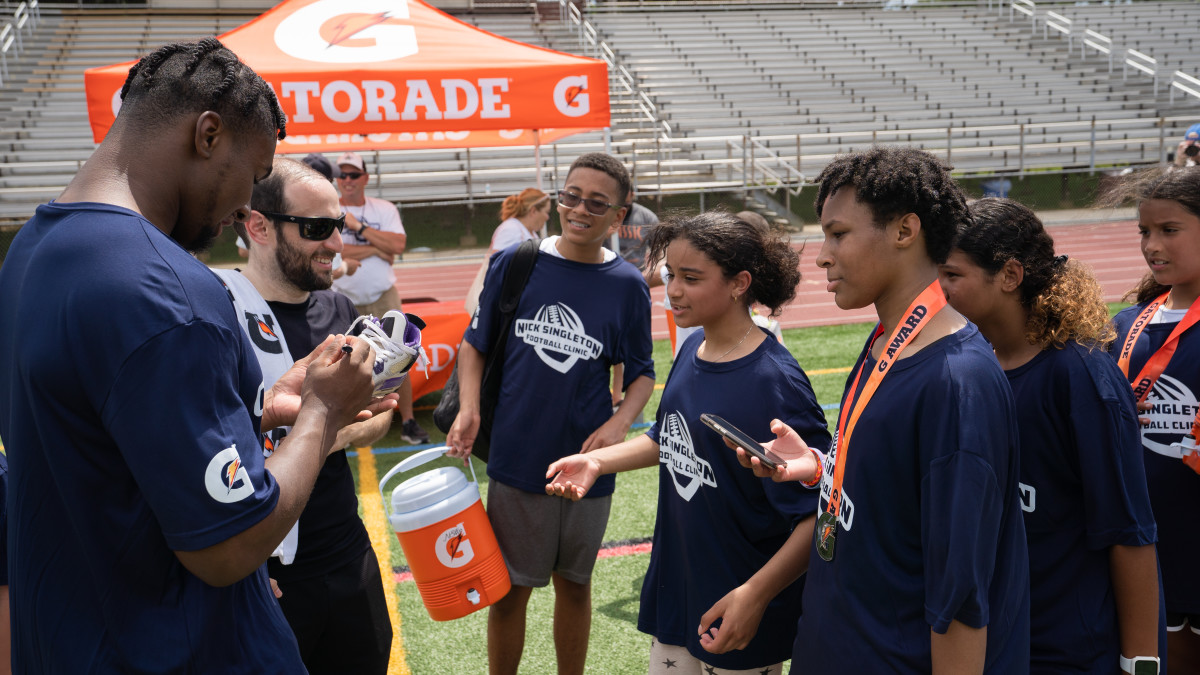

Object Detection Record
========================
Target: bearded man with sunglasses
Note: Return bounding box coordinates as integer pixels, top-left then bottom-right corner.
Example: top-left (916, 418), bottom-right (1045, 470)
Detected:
top-left (333, 151), bottom-right (431, 445)
top-left (227, 158), bottom-right (394, 674)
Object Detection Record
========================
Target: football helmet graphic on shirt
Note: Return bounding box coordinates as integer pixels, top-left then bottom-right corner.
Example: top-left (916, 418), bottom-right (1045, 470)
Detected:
top-left (658, 413), bottom-right (717, 502)
top-left (515, 303), bottom-right (603, 374)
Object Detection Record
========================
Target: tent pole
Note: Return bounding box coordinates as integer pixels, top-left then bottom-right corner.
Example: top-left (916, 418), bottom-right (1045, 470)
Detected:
top-left (535, 129), bottom-right (548, 239)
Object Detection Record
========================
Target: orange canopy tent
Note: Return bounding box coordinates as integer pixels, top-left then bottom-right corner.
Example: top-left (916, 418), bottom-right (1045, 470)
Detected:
top-left (83, 0), bottom-right (610, 152)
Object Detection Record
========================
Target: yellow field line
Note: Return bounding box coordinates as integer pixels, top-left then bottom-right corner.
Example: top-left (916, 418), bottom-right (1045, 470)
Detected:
top-left (356, 446), bottom-right (412, 675)
top-left (808, 366), bottom-right (853, 375)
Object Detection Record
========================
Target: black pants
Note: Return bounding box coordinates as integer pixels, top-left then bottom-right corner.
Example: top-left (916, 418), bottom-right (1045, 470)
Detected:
top-left (275, 548), bottom-right (392, 675)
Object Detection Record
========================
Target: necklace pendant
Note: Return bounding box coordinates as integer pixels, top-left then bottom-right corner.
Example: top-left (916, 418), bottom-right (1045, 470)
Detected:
top-left (816, 511), bottom-right (837, 562)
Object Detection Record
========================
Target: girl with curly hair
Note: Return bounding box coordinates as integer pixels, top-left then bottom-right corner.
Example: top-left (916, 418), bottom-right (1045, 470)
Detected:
top-left (940, 197), bottom-right (1161, 674)
top-left (1107, 167), bottom-right (1200, 673)
top-left (546, 210), bottom-right (830, 675)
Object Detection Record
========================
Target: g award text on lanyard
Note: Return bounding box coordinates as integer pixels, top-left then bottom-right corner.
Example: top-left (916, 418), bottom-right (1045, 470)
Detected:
top-left (815, 280), bottom-right (948, 563)
top-left (1115, 292), bottom-right (1200, 473)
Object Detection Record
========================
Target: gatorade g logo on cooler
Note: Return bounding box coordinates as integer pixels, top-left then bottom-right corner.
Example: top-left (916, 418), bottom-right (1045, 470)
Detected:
top-left (435, 522), bottom-right (475, 568)
top-left (205, 444), bottom-right (255, 504)
top-left (274, 0), bottom-right (418, 64)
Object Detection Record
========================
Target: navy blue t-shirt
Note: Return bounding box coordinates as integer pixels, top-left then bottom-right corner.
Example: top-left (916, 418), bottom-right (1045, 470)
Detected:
top-left (0, 452), bottom-right (7, 587)
top-left (466, 243), bottom-right (655, 496)
top-left (1112, 303), bottom-right (1200, 615)
top-left (1007, 342), bottom-right (1158, 672)
top-left (641, 330), bottom-right (830, 669)
top-left (0, 203), bottom-right (304, 673)
top-left (267, 290), bottom-right (372, 582)
top-left (795, 325), bottom-right (1030, 674)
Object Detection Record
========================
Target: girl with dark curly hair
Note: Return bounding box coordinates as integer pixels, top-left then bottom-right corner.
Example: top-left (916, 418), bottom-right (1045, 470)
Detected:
top-left (546, 209), bottom-right (830, 674)
top-left (940, 198), bottom-right (1161, 674)
top-left (1106, 167), bottom-right (1200, 673)
top-left (743, 146), bottom-right (1030, 674)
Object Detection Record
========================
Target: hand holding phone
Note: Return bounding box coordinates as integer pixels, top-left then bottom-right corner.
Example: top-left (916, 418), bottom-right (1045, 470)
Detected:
top-left (700, 413), bottom-right (784, 471)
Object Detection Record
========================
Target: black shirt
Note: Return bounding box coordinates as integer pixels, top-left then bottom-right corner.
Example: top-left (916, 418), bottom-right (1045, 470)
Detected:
top-left (266, 290), bottom-right (373, 581)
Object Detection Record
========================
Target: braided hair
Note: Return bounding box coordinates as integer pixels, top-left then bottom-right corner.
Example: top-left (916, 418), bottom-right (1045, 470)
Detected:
top-left (119, 38), bottom-right (286, 141)
top-left (814, 146), bottom-right (969, 264)
top-left (956, 198), bottom-right (1115, 349)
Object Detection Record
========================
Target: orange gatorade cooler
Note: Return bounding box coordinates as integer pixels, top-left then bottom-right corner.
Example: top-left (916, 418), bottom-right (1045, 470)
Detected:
top-left (379, 446), bottom-right (511, 621)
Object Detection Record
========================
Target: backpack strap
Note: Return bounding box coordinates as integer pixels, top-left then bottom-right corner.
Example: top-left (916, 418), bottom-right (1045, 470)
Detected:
top-left (498, 238), bottom-right (539, 315)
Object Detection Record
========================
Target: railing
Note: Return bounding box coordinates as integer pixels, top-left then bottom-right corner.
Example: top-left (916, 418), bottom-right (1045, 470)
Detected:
top-left (555, 0), bottom-right (668, 141)
top-left (1081, 29), bottom-right (1112, 73)
top-left (1043, 10), bottom-right (1071, 49)
top-left (1124, 49), bottom-right (1157, 97)
top-left (1170, 71), bottom-right (1200, 106)
top-left (1005, 1), bottom-right (1198, 105)
top-left (349, 114), bottom-right (1196, 206)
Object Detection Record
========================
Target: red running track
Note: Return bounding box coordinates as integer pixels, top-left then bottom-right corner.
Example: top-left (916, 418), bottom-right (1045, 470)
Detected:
top-left (393, 219), bottom-right (1145, 340)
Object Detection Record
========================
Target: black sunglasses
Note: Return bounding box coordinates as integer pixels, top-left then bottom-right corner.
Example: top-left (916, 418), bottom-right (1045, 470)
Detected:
top-left (258, 211), bottom-right (346, 240)
top-left (557, 190), bottom-right (620, 217)
top-left (339, 171), bottom-right (365, 180)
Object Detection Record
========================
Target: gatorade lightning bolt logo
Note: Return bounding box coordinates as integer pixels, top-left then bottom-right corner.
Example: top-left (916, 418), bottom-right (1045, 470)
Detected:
top-left (321, 12), bottom-right (401, 48)
top-left (205, 445), bottom-right (255, 504)
top-left (225, 457), bottom-right (242, 496)
top-left (244, 312), bottom-right (284, 355)
top-left (435, 522), bottom-right (474, 568)
top-left (562, 84), bottom-right (584, 107)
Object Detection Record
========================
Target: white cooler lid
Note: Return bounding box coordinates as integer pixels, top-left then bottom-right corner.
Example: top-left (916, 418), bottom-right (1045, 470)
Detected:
top-left (391, 466), bottom-right (468, 514)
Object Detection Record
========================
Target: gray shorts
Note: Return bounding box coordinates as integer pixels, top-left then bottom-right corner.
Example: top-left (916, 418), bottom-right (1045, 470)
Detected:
top-left (486, 480), bottom-right (612, 587)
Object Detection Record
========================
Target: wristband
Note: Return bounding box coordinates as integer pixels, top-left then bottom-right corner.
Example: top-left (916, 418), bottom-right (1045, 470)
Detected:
top-left (799, 448), bottom-right (824, 488)
top-left (1120, 655), bottom-right (1160, 675)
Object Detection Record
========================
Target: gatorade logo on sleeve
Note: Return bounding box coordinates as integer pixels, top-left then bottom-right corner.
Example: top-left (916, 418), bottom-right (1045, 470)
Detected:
top-left (205, 445), bottom-right (255, 504)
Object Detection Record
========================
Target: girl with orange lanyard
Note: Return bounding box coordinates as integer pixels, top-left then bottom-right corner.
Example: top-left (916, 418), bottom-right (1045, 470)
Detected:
top-left (1109, 167), bottom-right (1200, 672)
top-left (940, 198), bottom-right (1162, 675)
top-left (739, 147), bottom-right (1030, 673)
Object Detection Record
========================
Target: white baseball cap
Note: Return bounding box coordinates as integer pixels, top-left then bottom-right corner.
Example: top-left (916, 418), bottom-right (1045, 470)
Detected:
top-left (336, 152), bottom-right (366, 172)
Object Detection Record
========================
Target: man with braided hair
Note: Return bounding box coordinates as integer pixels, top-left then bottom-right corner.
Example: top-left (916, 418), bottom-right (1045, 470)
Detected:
top-left (0, 39), bottom-right (394, 672)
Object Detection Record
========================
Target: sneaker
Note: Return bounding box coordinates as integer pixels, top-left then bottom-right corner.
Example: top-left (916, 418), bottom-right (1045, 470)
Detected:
top-left (400, 417), bottom-right (431, 445)
top-left (347, 310), bottom-right (428, 396)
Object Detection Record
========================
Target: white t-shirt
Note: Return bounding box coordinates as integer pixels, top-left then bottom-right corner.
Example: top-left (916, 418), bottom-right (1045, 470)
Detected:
top-left (332, 196), bottom-right (405, 306)
top-left (491, 217), bottom-right (537, 251)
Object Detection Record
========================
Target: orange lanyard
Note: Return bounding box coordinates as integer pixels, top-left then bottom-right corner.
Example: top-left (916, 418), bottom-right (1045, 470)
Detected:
top-left (824, 280), bottom-right (948, 524)
top-left (1116, 292), bottom-right (1200, 403)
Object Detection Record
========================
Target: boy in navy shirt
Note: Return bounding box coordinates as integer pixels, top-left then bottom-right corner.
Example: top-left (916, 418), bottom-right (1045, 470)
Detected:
top-left (742, 146), bottom-right (1030, 673)
top-left (0, 40), bottom-right (388, 673)
top-left (447, 153), bottom-right (655, 675)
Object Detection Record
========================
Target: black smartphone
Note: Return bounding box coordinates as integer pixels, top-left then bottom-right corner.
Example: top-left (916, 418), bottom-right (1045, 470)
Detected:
top-left (700, 413), bottom-right (783, 470)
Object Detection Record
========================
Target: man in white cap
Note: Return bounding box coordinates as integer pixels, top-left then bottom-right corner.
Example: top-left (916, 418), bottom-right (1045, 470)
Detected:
top-left (333, 151), bottom-right (430, 444)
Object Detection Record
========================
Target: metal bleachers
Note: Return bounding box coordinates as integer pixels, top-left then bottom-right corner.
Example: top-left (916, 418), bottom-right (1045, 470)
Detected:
top-left (2, 2), bottom-right (1200, 225)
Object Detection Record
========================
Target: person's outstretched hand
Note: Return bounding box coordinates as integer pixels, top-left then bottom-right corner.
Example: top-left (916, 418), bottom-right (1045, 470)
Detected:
top-left (732, 419), bottom-right (821, 484)
top-left (545, 454), bottom-right (601, 501)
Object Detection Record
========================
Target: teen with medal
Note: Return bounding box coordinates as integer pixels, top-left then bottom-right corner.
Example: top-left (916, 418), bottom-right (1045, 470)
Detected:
top-left (738, 147), bottom-right (1030, 673)
top-left (1108, 167), bottom-right (1200, 674)
top-left (941, 198), bottom-right (1162, 674)
top-left (546, 211), bottom-right (830, 674)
